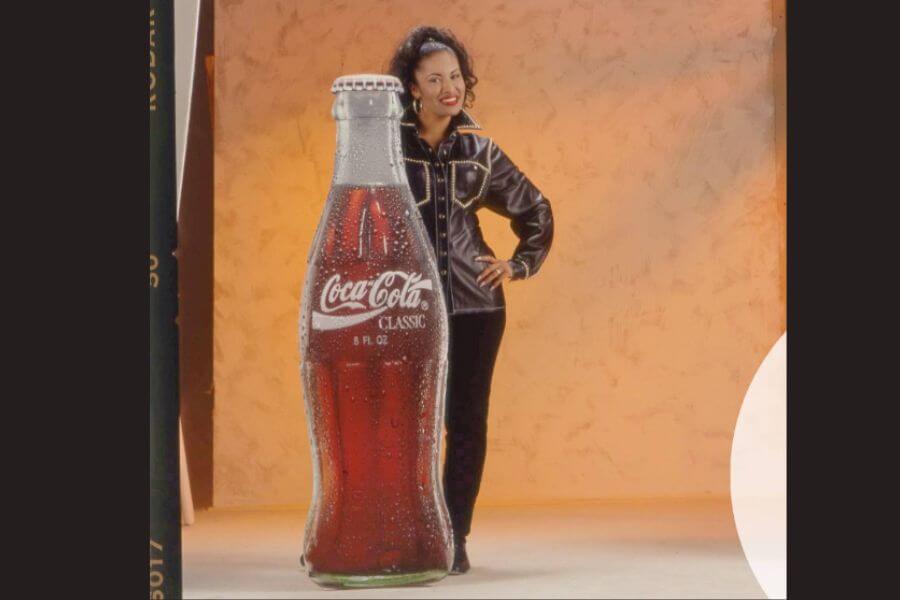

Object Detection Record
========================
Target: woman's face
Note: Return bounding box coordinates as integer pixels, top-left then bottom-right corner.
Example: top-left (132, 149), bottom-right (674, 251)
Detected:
top-left (410, 50), bottom-right (466, 119)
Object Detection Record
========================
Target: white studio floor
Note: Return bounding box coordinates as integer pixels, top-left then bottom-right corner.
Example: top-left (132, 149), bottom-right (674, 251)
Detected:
top-left (183, 499), bottom-right (766, 599)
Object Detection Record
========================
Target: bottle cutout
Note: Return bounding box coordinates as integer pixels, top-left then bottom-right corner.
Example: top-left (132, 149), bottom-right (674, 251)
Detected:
top-left (299, 74), bottom-right (453, 588)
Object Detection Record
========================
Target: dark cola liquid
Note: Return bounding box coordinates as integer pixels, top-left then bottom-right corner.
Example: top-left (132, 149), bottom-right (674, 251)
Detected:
top-left (299, 184), bottom-right (452, 583)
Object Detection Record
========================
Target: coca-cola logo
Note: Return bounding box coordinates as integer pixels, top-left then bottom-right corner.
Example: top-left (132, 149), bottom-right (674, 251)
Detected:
top-left (311, 271), bottom-right (433, 331)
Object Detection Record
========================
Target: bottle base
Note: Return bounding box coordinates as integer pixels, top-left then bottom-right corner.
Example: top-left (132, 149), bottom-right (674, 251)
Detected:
top-left (309, 569), bottom-right (449, 589)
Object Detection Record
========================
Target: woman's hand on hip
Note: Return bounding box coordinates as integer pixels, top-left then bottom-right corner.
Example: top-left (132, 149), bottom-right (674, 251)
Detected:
top-left (474, 256), bottom-right (513, 290)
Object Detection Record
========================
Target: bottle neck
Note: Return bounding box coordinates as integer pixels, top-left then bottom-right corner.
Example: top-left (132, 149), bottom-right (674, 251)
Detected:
top-left (331, 89), bottom-right (408, 187)
top-left (332, 116), bottom-right (408, 186)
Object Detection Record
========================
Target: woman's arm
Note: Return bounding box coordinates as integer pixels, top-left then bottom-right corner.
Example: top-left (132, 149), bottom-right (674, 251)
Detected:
top-left (483, 139), bottom-right (555, 280)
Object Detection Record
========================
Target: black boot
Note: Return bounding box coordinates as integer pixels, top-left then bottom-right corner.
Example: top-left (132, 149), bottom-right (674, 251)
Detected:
top-left (451, 536), bottom-right (470, 574)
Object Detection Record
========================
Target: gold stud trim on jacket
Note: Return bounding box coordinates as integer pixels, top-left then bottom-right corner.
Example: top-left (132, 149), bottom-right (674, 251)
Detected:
top-left (400, 108), bottom-right (482, 130)
top-left (457, 109), bottom-right (482, 130)
top-left (450, 159), bottom-right (491, 209)
top-left (403, 158), bottom-right (432, 206)
top-left (514, 258), bottom-right (530, 279)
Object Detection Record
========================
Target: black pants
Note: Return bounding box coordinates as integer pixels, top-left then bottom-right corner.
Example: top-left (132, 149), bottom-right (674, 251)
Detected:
top-left (442, 308), bottom-right (506, 540)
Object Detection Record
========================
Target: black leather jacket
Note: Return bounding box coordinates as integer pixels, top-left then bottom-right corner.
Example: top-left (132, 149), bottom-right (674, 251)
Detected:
top-left (401, 107), bottom-right (554, 315)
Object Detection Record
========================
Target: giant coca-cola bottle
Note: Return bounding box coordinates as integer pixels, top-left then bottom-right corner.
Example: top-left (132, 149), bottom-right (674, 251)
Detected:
top-left (298, 74), bottom-right (454, 588)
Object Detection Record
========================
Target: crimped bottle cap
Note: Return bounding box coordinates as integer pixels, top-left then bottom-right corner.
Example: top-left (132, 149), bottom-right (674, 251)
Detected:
top-left (331, 74), bottom-right (404, 94)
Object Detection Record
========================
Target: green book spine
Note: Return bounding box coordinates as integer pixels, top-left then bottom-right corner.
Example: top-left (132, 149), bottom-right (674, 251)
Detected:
top-left (149, 0), bottom-right (182, 598)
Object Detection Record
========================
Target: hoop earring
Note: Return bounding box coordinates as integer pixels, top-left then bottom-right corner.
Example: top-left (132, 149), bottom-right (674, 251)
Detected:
top-left (413, 98), bottom-right (422, 114)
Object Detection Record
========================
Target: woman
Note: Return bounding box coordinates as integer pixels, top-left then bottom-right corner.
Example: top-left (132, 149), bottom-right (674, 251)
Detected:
top-left (388, 26), bottom-right (554, 574)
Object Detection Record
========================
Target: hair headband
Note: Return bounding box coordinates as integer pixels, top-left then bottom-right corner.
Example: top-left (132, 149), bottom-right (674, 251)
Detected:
top-left (420, 36), bottom-right (452, 54)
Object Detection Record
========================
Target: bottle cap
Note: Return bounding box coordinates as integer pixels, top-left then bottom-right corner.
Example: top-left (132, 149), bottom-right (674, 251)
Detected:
top-left (331, 74), bottom-right (404, 94)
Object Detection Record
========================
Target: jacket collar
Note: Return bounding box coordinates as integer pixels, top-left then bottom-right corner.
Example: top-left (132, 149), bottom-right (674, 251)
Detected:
top-left (400, 104), bottom-right (482, 131)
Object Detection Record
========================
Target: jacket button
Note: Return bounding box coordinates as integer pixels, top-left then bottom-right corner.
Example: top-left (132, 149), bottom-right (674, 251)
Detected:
top-left (440, 232), bottom-right (447, 238)
top-left (438, 213), bottom-right (446, 220)
top-left (440, 269), bottom-right (447, 275)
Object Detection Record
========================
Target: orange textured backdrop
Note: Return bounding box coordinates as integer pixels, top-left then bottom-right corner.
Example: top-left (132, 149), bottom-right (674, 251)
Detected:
top-left (212, 0), bottom-right (785, 507)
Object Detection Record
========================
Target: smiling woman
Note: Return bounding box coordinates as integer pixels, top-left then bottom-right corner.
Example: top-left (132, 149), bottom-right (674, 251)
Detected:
top-left (387, 25), bottom-right (555, 575)
top-left (404, 49), bottom-right (468, 149)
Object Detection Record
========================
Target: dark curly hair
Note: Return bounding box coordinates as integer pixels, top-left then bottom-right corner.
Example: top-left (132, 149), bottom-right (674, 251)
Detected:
top-left (387, 26), bottom-right (479, 112)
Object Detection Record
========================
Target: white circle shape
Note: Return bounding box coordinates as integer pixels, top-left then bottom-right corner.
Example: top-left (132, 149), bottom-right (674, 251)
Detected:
top-left (731, 332), bottom-right (787, 599)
